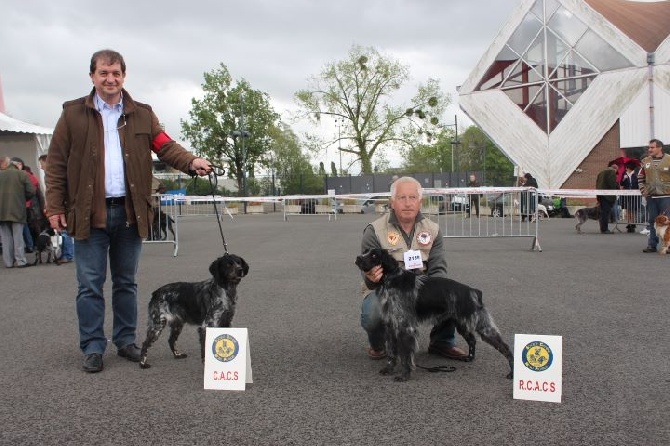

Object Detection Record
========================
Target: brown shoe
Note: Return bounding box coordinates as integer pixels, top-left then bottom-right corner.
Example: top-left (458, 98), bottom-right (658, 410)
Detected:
top-left (428, 344), bottom-right (468, 361)
top-left (367, 347), bottom-right (386, 360)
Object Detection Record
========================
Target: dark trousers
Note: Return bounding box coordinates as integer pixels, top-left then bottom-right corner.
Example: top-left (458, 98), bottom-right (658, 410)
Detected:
top-left (597, 197), bottom-right (613, 232)
top-left (468, 197), bottom-right (480, 217)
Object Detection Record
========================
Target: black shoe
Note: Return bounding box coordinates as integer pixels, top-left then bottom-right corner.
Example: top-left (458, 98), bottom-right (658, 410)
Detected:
top-left (25, 247), bottom-right (34, 253)
top-left (601, 230), bottom-right (613, 234)
top-left (82, 353), bottom-right (103, 373)
top-left (117, 344), bottom-right (141, 362)
top-left (643, 247), bottom-right (657, 253)
top-left (16, 263), bottom-right (32, 268)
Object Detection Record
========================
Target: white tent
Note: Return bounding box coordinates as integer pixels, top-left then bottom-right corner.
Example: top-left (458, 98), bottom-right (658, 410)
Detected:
top-left (0, 111), bottom-right (52, 175)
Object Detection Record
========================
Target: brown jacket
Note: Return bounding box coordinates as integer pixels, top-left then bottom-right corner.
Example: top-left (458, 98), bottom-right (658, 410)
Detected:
top-left (46, 88), bottom-right (196, 239)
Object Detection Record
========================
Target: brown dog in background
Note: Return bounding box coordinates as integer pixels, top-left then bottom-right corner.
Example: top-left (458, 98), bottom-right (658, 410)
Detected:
top-left (654, 215), bottom-right (670, 254)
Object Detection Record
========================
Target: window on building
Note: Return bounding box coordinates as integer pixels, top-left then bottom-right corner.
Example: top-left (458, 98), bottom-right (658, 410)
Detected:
top-left (476, 0), bottom-right (633, 133)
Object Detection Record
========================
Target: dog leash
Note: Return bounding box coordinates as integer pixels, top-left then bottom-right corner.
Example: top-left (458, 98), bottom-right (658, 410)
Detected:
top-left (416, 364), bottom-right (457, 373)
top-left (188, 165), bottom-right (230, 254)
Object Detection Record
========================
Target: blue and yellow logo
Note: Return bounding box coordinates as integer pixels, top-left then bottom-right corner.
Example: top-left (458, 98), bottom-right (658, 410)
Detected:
top-left (523, 341), bottom-right (553, 372)
top-left (212, 334), bottom-right (239, 363)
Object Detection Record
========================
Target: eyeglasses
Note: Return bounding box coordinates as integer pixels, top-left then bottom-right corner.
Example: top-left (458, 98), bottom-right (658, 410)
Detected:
top-left (116, 114), bottom-right (127, 130)
top-left (105, 114), bottom-right (126, 132)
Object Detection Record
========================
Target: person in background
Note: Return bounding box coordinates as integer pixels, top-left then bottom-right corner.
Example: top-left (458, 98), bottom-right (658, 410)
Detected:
top-left (596, 164), bottom-right (619, 234)
top-left (466, 173), bottom-right (481, 218)
top-left (520, 172), bottom-right (538, 222)
top-left (39, 154), bottom-right (74, 262)
top-left (620, 160), bottom-right (640, 234)
top-left (46, 49), bottom-right (213, 373)
top-left (359, 176), bottom-right (467, 361)
top-left (10, 158), bottom-right (42, 254)
top-left (638, 139), bottom-right (670, 253)
top-left (0, 156), bottom-right (35, 268)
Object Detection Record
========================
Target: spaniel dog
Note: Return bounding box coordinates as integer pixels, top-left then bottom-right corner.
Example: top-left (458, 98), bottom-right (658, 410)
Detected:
top-left (355, 248), bottom-right (513, 382)
top-left (139, 254), bottom-right (249, 369)
top-left (32, 228), bottom-right (61, 265)
top-left (574, 206), bottom-right (600, 233)
top-left (655, 215), bottom-right (670, 254)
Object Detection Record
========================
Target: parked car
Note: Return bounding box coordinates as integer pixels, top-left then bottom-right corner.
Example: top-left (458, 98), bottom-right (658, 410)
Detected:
top-left (450, 194), bottom-right (470, 212)
top-left (486, 193), bottom-right (517, 217)
top-left (361, 195), bottom-right (390, 214)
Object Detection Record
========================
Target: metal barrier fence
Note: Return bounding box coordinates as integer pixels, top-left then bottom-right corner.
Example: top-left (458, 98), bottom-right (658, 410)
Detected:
top-left (147, 188), bottom-right (649, 253)
top-left (143, 194), bottom-right (180, 256)
top-left (423, 187), bottom-right (542, 251)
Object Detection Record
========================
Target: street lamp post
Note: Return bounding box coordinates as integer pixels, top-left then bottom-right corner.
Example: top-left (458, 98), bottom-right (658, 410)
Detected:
top-left (335, 118), bottom-right (344, 175)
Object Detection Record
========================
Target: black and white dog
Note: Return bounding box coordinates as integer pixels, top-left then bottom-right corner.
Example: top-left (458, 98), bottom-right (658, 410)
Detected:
top-left (355, 248), bottom-right (514, 382)
top-left (32, 228), bottom-right (61, 265)
top-left (139, 254), bottom-right (249, 369)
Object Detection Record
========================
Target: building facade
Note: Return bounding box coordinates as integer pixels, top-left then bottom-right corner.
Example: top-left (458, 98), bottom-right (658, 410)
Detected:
top-left (459, 0), bottom-right (670, 189)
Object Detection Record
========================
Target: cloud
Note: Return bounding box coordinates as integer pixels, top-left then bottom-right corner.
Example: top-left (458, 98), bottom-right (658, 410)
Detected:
top-left (0, 0), bottom-right (515, 168)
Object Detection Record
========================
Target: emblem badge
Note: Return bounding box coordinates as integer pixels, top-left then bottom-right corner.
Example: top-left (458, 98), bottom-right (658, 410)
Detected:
top-left (416, 231), bottom-right (432, 246)
top-left (388, 231), bottom-right (400, 246)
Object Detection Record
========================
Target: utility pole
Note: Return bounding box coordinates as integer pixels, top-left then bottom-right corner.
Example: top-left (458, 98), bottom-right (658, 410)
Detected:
top-left (335, 118), bottom-right (344, 175)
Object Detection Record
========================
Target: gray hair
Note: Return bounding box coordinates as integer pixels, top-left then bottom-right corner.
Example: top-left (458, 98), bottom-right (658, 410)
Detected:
top-left (390, 176), bottom-right (423, 198)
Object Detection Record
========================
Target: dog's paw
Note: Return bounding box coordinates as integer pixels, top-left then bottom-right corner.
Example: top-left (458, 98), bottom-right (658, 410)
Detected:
top-left (173, 352), bottom-right (188, 359)
top-left (139, 361), bottom-right (151, 369)
top-left (393, 375), bottom-right (410, 382)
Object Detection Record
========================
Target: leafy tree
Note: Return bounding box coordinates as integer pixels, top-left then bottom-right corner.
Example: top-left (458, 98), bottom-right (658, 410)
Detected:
top-left (401, 128), bottom-right (457, 173)
top-left (456, 126), bottom-right (514, 185)
top-left (181, 64), bottom-right (280, 195)
top-left (400, 125), bottom-right (515, 185)
top-left (295, 45), bottom-right (450, 173)
top-left (269, 124), bottom-right (324, 195)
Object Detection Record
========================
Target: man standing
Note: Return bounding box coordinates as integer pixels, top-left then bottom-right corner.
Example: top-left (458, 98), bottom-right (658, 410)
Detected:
top-left (360, 176), bottom-right (467, 361)
top-left (638, 139), bottom-right (670, 252)
top-left (466, 173), bottom-right (481, 218)
top-left (46, 49), bottom-right (213, 373)
top-left (596, 164), bottom-right (619, 234)
top-left (0, 156), bottom-right (35, 268)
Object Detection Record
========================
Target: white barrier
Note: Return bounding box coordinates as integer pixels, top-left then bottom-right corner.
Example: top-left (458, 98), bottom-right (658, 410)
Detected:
top-left (143, 194), bottom-right (180, 256)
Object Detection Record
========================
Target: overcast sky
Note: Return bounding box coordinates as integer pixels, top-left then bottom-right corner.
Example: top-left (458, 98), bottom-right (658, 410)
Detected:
top-left (0, 0), bottom-right (517, 169)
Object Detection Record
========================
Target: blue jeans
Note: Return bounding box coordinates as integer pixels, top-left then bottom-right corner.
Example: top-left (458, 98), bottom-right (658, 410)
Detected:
top-left (61, 230), bottom-right (74, 260)
top-left (23, 223), bottom-right (34, 250)
top-left (646, 196), bottom-right (670, 249)
top-left (74, 205), bottom-right (142, 355)
top-left (360, 290), bottom-right (456, 350)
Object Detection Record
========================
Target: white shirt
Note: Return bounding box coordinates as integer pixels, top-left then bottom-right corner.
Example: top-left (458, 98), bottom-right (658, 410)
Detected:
top-left (94, 93), bottom-right (126, 198)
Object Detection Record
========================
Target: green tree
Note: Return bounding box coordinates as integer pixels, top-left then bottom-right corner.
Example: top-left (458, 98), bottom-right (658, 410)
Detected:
top-left (270, 124), bottom-right (324, 195)
top-left (455, 126), bottom-right (515, 185)
top-left (181, 63), bottom-right (280, 195)
top-left (295, 45), bottom-right (450, 173)
top-left (401, 128), bottom-right (457, 172)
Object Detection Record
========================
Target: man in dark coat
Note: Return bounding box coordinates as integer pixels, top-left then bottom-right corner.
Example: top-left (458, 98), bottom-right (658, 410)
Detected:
top-left (596, 164), bottom-right (619, 234)
top-left (0, 156), bottom-right (35, 267)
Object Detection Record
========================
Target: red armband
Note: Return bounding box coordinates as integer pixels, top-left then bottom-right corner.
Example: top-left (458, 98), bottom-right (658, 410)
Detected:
top-left (152, 132), bottom-right (173, 153)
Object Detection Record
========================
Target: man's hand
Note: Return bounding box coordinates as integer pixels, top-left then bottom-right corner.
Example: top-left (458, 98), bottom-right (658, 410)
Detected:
top-left (190, 158), bottom-right (213, 176)
top-left (49, 214), bottom-right (67, 231)
top-left (365, 265), bottom-right (383, 283)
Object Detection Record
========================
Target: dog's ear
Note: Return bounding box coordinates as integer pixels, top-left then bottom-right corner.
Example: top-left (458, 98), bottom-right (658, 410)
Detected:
top-left (209, 257), bottom-right (224, 282)
top-left (238, 256), bottom-right (249, 276)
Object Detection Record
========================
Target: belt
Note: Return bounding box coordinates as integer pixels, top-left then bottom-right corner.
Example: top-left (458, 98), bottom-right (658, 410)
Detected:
top-left (106, 196), bottom-right (126, 206)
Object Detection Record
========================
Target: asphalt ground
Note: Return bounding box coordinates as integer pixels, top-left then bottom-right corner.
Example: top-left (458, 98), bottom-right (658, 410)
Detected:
top-left (1, 212), bottom-right (669, 445)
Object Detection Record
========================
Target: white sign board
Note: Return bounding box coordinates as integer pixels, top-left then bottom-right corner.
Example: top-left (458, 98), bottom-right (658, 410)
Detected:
top-left (513, 334), bottom-right (562, 403)
top-left (204, 327), bottom-right (253, 391)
